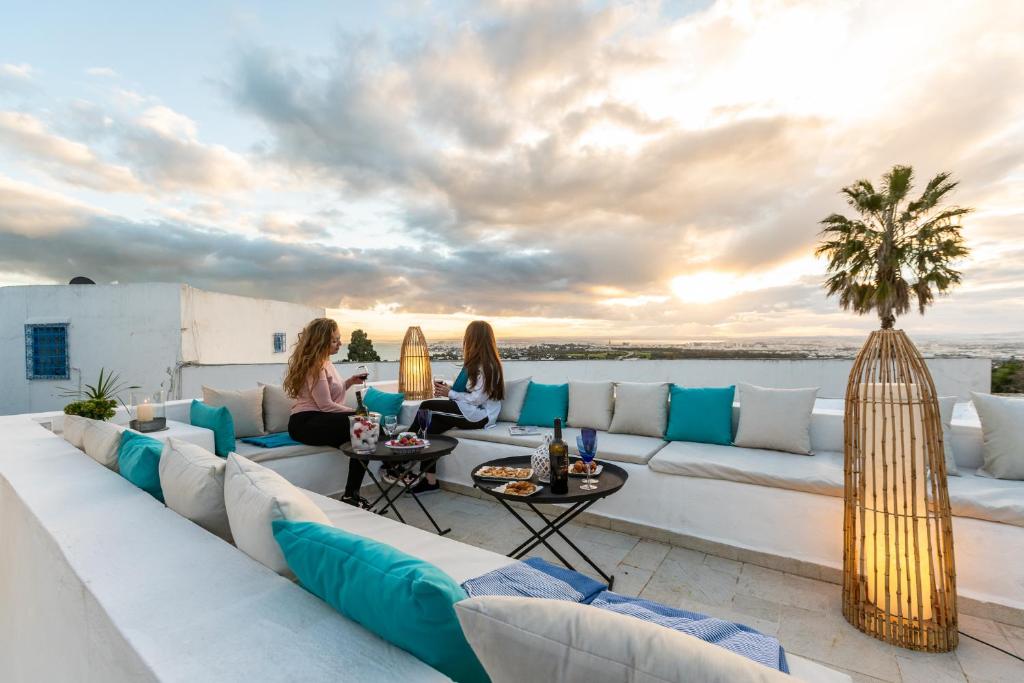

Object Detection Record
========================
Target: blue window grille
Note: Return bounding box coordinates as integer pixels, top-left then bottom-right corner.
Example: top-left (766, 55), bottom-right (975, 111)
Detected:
top-left (25, 323), bottom-right (70, 380)
top-left (272, 332), bottom-right (287, 354)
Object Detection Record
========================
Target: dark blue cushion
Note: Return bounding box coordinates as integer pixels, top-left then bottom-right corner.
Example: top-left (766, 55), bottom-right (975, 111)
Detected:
top-left (118, 430), bottom-right (164, 502)
top-left (190, 400), bottom-right (235, 456)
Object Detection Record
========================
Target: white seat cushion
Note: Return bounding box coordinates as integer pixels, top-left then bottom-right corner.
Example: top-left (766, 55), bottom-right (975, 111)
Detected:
top-left (448, 423), bottom-right (667, 465)
top-left (455, 596), bottom-right (792, 683)
top-left (972, 392), bottom-right (1024, 480)
top-left (259, 382), bottom-right (294, 434)
top-left (734, 383), bottom-right (818, 455)
top-left (304, 490), bottom-right (515, 584)
top-left (81, 419), bottom-right (126, 470)
top-left (947, 470), bottom-right (1024, 527)
top-left (568, 381), bottom-right (614, 431)
top-left (62, 414), bottom-right (89, 449)
top-left (232, 439), bottom-right (334, 464)
top-left (608, 382), bottom-right (669, 438)
top-left (203, 385), bottom-right (266, 438)
top-left (223, 453), bottom-right (330, 575)
top-left (498, 376), bottom-right (532, 423)
top-left (159, 438), bottom-right (232, 542)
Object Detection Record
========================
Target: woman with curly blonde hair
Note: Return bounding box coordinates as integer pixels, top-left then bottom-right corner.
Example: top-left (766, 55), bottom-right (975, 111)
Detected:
top-left (285, 318), bottom-right (373, 507)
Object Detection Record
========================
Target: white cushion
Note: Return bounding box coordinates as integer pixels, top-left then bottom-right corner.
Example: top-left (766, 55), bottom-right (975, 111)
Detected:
top-left (497, 376), bottom-right (531, 423)
top-left (608, 382), bottom-right (669, 438)
top-left (202, 385), bottom-right (265, 438)
top-left (258, 382), bottom-right (294, 434)
top-left (938, 396), bottom-right (958, 476)
top-left (223, 453), bottom-right (330, 575)
top-left (972, 392), bottom-right (1024, 480)
top-left (734, 383), bottom-right (818, 455)
top-left (62, 414), bottom-right (89, 449)
top-left (567, 381), bottom-right (614, 431)
top-left (454, 596), bottom-right (791, 683)
top-left (448, 422), bottom-right (667, 464)
top-left (81, 420), bottom-right (125, 470)
top-left (159, 438), bottom-right (232, 542)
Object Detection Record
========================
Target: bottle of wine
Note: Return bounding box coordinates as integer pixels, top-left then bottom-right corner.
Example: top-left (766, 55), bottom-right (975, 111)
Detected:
top-left (354, 390), bottom-right (368, 417)
top-left (549, 418), bottom-right (569, 494)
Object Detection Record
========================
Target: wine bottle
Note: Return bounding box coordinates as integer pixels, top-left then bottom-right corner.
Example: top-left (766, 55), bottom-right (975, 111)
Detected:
top-left (354, 390), bottom-right (369, 417)
top-left (549, 418), bottom-right (569, 494)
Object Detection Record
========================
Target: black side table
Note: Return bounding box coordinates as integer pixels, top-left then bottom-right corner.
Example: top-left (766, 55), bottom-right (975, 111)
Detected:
top-left (341, 435), bottom-right (459, 536)
top-left (472, 455), bottom-right (628, 588)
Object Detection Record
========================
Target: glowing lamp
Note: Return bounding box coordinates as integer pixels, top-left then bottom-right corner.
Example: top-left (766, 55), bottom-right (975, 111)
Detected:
top-left (399, 326), bottom-right (433, 400)
top-left (842, 330), bottom-right (957, 651)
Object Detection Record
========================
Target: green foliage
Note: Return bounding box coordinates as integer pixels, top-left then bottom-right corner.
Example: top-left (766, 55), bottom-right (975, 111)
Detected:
top-left (346, 329), bottom-right (381, 362)
top-left (63, 398), bottom-right (117, 421)
top-left (816, 165), bottom-right (971, 328)
top-left (992, 358), bottom-right (1024, 394)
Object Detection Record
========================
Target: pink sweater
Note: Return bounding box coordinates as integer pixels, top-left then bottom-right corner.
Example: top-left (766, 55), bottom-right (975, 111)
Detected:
top-left (291, 361), bottom-right (353, 414)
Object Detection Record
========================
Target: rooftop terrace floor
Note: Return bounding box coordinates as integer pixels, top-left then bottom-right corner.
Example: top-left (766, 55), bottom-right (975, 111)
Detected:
top-left (387, 486), bottom-right (1024, 683)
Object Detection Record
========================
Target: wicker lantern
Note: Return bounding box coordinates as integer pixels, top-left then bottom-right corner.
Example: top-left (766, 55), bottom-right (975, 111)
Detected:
top-left (842, 328), bottom-right (957, 651)
top-left (399, 326), bottom-right (433, 400)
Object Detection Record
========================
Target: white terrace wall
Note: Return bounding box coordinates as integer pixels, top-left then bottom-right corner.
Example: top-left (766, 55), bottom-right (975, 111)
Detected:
top-left (0, 283), bottom-right (183, 416)
top-left (179, 357), bottom-right (988, 401)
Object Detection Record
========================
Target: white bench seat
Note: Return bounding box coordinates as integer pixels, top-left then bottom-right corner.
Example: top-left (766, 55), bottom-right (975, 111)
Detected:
top-left (448, 422), bottom-right (667, 465)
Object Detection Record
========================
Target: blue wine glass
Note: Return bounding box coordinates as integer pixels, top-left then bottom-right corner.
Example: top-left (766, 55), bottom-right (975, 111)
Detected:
top-left (576, 427), bottom-right (598, 490)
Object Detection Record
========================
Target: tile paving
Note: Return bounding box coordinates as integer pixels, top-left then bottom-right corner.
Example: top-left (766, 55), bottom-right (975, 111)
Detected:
top-left (387, 488), bottom-right (1024, 682)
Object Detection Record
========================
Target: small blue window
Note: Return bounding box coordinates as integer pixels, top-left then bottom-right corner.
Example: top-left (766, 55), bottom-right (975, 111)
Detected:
top-left (273, 332), bottom-right (287, 354)
top-left (26, 323), bottom-right (70, 380)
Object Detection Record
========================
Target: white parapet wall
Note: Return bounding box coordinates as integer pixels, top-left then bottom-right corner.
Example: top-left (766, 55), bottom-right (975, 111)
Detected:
top-left (179, 357), bottom-right (989, 401)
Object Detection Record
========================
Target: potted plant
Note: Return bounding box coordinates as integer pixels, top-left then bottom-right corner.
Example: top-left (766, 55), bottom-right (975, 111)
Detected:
top-left (816, 165), bottom-right (970, 651)
top-left (59, 368), bottom-right (139, 421)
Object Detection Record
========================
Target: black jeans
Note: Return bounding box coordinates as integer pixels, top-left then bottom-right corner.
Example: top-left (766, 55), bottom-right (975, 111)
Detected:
top-left (288, 410), bottom-right (371, 497)
top-left (414, 399), bottom-right (488, 474)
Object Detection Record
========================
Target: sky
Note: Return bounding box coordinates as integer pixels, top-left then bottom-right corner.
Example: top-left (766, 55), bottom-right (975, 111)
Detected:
top-left (1, 0), bottom-right (1022, 342)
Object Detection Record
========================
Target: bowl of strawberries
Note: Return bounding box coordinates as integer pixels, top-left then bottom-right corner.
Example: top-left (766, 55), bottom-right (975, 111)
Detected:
top-left (385, 431), bottom-right (429, 454)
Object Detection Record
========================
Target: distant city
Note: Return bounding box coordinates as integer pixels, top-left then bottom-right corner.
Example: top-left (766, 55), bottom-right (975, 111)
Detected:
top-left (350, 335), bottom-right (1024, 364)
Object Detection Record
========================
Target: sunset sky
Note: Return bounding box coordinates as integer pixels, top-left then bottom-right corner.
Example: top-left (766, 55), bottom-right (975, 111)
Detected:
top-left (1, 0), bottom-right (1021, 341)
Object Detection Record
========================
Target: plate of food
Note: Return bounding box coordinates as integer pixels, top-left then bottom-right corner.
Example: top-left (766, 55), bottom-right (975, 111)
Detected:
top-left (475, 465), bottom-right (534, 481)
top-left (568, 459), bottom-right (603, 477)
top-left (384, 432), bottom-right (430, 454)
top-left (493, 481), bottom-right (541, 497)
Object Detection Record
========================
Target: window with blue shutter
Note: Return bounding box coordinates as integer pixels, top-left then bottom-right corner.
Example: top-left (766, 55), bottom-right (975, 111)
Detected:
top-left (273, 332), bottom-right (287, 354)
top-left (25, 323), bottom-right (70, 380)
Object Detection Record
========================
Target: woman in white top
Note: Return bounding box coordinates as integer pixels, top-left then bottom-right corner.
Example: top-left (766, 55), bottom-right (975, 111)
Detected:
top-left (406, 320), bottom-right (504, 494)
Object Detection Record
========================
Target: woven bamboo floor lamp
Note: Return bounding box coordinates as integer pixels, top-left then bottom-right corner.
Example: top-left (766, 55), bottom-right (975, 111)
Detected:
top-left (399, 326), bottom-right (433, 400)
top-left (842, 328), bottom-right (958, 651)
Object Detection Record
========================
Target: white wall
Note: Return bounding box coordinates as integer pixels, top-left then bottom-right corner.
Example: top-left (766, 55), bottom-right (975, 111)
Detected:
top-left (177, 357), bottom-right (987, 400)
top-left (180, 286), bottom-right (323, 364)
top-left (0, 283), bottom-right (183, 415)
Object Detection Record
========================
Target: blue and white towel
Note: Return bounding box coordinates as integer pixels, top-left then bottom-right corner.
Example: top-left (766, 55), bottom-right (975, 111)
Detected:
top-left (240, 432), bottom-right (303, 449)
top-left (590, 591), bottom-right (789, 673)
top-left (462, 557), bottom-right (606, 604)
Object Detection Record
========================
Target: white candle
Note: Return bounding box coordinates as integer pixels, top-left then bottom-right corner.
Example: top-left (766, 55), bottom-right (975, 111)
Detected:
top-left (137, 403), bottom-right (154, 422)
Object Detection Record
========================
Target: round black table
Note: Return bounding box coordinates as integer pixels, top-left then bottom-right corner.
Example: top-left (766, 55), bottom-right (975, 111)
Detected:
top-left (341, 435), bottom-right (458, 535)
top-left (472, 455), bottom-right (629, 588)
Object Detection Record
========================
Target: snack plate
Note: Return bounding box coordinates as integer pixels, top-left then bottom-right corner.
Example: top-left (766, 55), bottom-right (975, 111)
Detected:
top-left (568, 459), bottom-right (604, 477)
top-left (475, 466), bottom-right (534, 481)
top-left (492, 481), bottom-right (543, 497)
top-left (385, 439), bottom-right (430, 454)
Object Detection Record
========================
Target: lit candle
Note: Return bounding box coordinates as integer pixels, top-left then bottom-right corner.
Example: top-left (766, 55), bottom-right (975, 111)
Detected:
top-left (137, 402), bottom-right (154, 422)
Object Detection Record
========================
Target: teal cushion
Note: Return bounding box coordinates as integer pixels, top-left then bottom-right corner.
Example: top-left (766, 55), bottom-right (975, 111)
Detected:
top-left (190, 400), bottom-right (235, 456)
top-left (363, 386), bottom-right (405, 418)
top-left (517, 382), bottom-right (569, 428)
top-left (118, 430), bottom-right (165, 502)
top-left (452, 367), bottom-right (469, 392)
top-left (273, 520), bottom-right (488, 683)
top-left (665, 385), bottom-right (735, 445)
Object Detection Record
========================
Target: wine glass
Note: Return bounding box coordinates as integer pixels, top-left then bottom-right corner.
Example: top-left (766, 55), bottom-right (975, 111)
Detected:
top-left (382, 415), bottom-right (398, 442)
top-left (416, 408), bottom-right (433, 439)
top-left (356, 364), bottom-right (370, 386)
top-left (576, 428), bottom-right (598, 491)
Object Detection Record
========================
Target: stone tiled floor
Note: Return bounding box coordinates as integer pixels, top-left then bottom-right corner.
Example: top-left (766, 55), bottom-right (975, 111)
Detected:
top-left (387, 489), bottom-right (1024, 683)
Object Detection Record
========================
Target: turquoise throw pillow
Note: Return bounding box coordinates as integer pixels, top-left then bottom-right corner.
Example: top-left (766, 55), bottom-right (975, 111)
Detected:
top-left (452, 367), bottom-right (469, 392)
top-left (273, 520), bottom-right (488, 683)
top-left (517, 382), bottom-right (569, 428)
top-left (190, 400), bottom-right (235, 456)
top-left (665, 385), bottom-right (735, 445)
top-left (363, 386), bottom-right (405, 418)
top-left (118, 430), bottom-right (165, 502)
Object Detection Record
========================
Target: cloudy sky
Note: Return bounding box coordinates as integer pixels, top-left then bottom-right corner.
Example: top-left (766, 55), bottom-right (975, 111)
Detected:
top-left (1, 0), bottom-right (1021, 341)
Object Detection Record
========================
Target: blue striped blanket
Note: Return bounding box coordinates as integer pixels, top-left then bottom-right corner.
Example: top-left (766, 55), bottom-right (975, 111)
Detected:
top-left (462, 560), bottom-right (788, 673)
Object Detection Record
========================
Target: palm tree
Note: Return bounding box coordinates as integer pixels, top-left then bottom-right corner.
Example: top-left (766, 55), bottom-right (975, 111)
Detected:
top-left (816, 165), bottom-right (971, 329)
